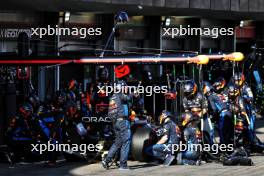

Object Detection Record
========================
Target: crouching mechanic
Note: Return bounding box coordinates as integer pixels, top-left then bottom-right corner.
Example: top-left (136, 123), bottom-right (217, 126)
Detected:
top-left (178, 112), bottom-right (202, 165)
top-left (102, 81), bottom-right (132, 170)
top-left (146, 110), bottom-right (180, 166)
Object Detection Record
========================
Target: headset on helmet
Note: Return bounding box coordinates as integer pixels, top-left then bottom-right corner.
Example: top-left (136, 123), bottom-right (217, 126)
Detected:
top-left (202, 81), bottom-right (213, 96)
top-left (183, 80), bottom-right (197, 98)
top-left (159, 110), bottom-right (171, 124)
top-left (213, 77), bottom-right (226, 92)
top-left (19, 102), bottom-right (33, 118)
top-left (22, 103), bottom-right (33, 112)
top-left (233, 72), bottom-right (245, 87)
top-left (228, 84), bottom-right (240, 98)
top-left (67, 91), bottom-right (76, 101)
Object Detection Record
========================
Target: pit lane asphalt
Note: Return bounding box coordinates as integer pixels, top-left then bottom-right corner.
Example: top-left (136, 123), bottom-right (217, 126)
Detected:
top-left (1, 119), bottom-right (264, 176)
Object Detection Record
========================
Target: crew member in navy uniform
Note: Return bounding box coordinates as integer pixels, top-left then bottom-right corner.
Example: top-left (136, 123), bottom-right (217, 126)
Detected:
top-left (178, 112), bottom-right (202, 165)
top-left (227, 84), bottom-right (264, 152)
top-left (212, 77), bottom-right (228, 103)
top-left (232, 73), bottom-right (257, 138)
top-left (102, 81), bottom-right (132, 170)
top-left (6, 103), bottom-right (37, 161)
top-left (146, 110), bottom-right (179, 166)
top-left (203, 81), bottom-right (233, 144)
top-left (182, 80), bottom-right (208, 117)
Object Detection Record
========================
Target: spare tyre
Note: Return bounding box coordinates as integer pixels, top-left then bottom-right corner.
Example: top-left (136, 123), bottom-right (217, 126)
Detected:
top-left (131, 127), bottom-right (157, 161)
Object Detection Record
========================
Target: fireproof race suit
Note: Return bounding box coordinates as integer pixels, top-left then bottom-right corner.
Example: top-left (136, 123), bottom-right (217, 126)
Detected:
top-left (177, 126), bottom-right (201, 165)
top-left (207, 92), bottom-right (232, 144)
top-left (145, 119), bottom-right (180, 161)
top-left (105, 92), bottom-right (132, 168)
top-left (182, 92), bottom-right (213, 143)
top-left (227, 95), bottom-right (253, 146)
top-left (183, 93), bottom-right (208, 114)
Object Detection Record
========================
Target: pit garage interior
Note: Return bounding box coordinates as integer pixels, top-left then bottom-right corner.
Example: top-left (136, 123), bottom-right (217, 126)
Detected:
top-left (1, 0), bottom-right (264, 143)
top-left (0, 0), bottom-right (264, 172)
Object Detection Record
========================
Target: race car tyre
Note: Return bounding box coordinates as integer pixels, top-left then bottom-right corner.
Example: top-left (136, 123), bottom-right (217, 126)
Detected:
top-left (131, 127), bottom-right (156, 161)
